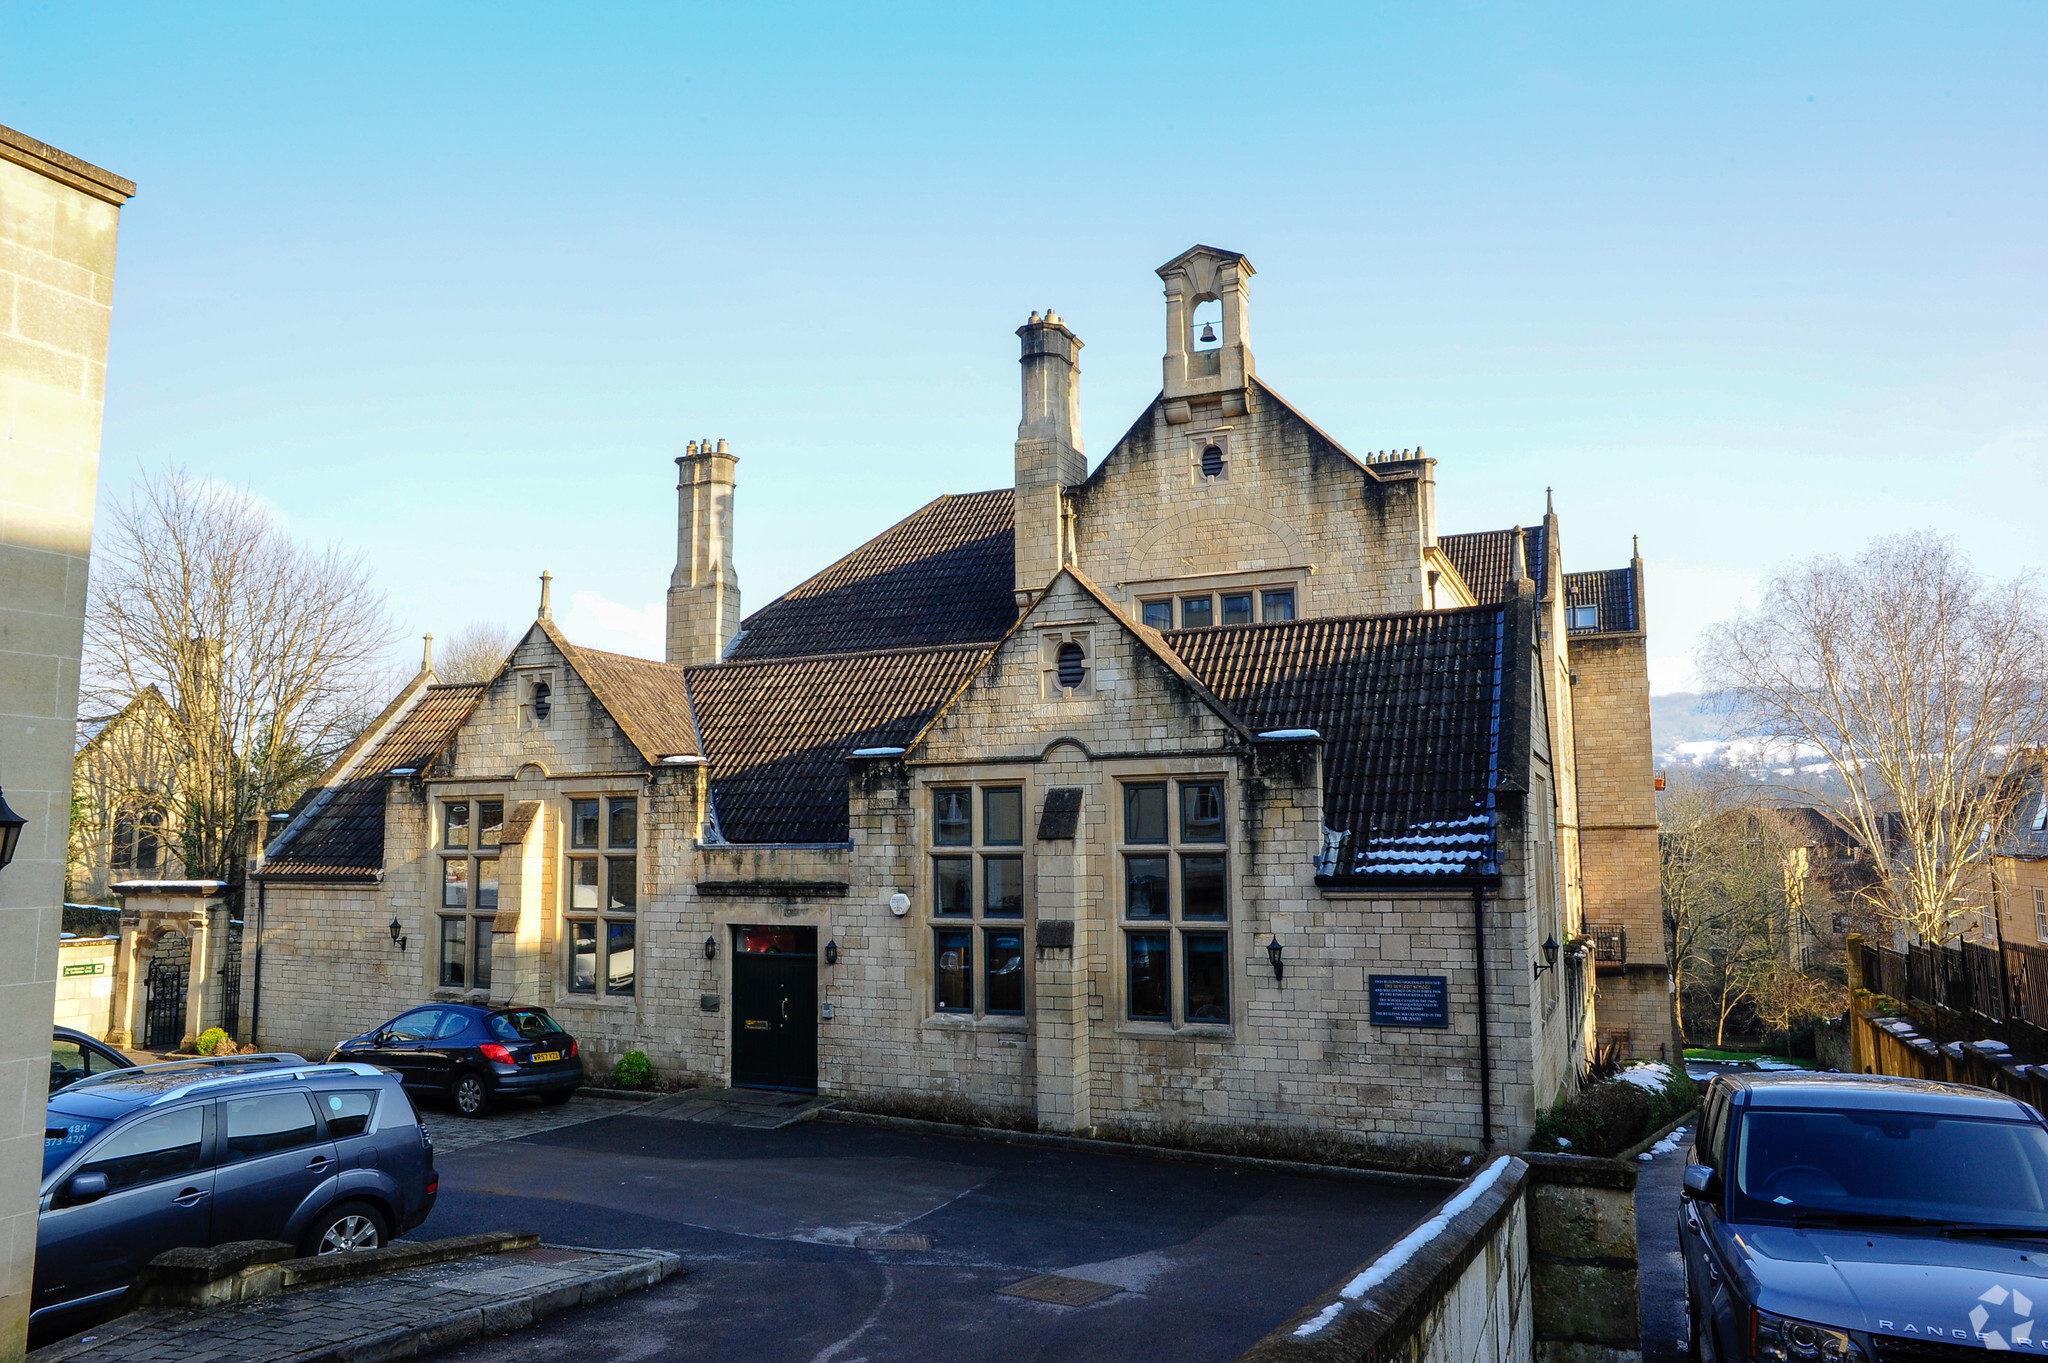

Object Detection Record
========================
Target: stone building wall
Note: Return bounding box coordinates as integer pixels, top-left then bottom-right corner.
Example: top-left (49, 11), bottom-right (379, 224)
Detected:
top-left (1571, 630), bottom-right (1673, 1058)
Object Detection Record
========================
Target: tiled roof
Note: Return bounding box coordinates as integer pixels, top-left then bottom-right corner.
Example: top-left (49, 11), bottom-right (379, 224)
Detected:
top-left (1165, 606), bottom-right (1509, 877)
top-left (685, 645), bottom-right (989, 844)
top-left (1565, 569), bottom-right (1638, 635)
top-left (542, 624), bottom-right (701, 759)
top-left (262, 682), bottom-right (486, 880)
top-left (2001, 769), bottom-right (2048, 861)
top-left (1440, 524), bottom-right (1546, 605)
top-left (726, 490), bottom-right (1018, 661)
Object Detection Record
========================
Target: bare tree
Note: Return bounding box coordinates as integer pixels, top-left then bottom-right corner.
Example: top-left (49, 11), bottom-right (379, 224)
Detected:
top-left (435, 620), bottom-right (515, 684)
top-left (1700, 533), bottom-right (2048, 946)
top-left (83, 469), bottom-right (396, 883)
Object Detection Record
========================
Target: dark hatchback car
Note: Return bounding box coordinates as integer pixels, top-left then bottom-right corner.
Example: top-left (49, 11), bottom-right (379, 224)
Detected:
top-left (1683, 1072), bottom-right (2048, 1363)
top-left (51, 1026), bottom-right (134, 1094)
top-left (35, 1056), bottom-right (437, 1338)
top-left (330, 1004), bottom-right (583, 1117)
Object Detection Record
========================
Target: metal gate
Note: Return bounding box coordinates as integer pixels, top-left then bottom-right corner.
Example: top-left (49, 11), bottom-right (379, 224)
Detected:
top-left (144, 931), bottom-right (190, 1051)
top-left (219, 921), bottom-right (243, 1040)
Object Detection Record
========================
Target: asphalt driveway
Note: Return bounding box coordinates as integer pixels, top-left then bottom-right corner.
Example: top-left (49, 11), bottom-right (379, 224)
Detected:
top-left (417, 1108), bottom-right (1449, 1362)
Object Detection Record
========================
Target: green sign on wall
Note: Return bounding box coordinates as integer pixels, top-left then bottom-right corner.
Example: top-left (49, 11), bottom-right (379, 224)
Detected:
top-left (61, 962), bottom-right (105, 978)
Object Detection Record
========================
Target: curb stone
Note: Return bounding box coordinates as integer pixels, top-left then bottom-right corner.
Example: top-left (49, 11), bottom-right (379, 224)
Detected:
top-left (821, 1109), bottom-right (1463, 1189)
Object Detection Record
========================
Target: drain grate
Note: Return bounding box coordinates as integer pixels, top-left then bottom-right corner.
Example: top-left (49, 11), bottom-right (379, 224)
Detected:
top-left (855, 1234), bottom-right (932, 1251)
top-left (997, 1273), bottom-right (1123, 1307)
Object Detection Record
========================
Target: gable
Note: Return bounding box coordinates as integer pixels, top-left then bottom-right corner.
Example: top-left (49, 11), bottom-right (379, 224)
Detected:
top-left (443, 625), bottom-right (658, 779)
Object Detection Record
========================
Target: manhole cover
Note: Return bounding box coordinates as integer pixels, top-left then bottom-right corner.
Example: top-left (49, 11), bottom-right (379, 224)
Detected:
top-left (855, 1234), bottom-right (932, 1251)
top-left (998, 1274), bottom-right (1123, 1307)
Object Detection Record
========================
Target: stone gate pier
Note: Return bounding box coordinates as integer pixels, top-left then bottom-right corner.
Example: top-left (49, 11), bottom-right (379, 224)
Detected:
top-left (108, 880), bottom-right (237, 1052)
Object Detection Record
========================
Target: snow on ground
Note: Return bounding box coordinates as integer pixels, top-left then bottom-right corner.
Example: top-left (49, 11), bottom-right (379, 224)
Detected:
top-left (1750, 1058), bottom-right (1802, 1071)
top-left (1617, 1061), bottom-right (1675, 1091)
top-left (1641, 1126), bottom-right (1691, 1161)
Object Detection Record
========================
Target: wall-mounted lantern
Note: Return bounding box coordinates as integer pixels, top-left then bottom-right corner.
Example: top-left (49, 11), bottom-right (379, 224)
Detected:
top-left (1532, 936), bottom-right (1561, 979)
top-left (704, 935), bottom-right (718, 961)
top-left (825, 940), bottom-right (839, 966)
top-left (0, 788), bottom-right (24, 871)
top-left (1266, 935), bottom-right (1284, 982)
top-left (388, 917), bottom-right (407, 952)
top-left (889, 893), bottom-right (910, 918)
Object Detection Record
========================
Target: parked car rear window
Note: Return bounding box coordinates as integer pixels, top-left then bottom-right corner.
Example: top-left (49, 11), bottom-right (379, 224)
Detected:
top-left (488, 1011), bottom-right (565, 1042)
top-left (43, 1113), bottom-right (110, 1177)
top-left (319, 1091), bottom-right (378, 1138)
top-left (1736, 1108), bottom-right (2048, 1225)
top-left (222, 1092), bottom-right (319, 1162)
top-left (78, 1107), bottom-right (206, 1192)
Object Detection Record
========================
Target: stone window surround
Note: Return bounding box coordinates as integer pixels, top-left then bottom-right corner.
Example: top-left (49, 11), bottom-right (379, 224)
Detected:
top-left (434, 792), bottom-right (506, 1001)
top-left (1125, 565), bottom-right (1311, 633)
top-left (1114, 771), bottom-right (1235, 1037)
top-left (926, 778), bottom-right (1031, 1023)
top-left (561, 787), bottom-right (644, 1005)
top-left (1037, 627), bottom-right (1095, 701)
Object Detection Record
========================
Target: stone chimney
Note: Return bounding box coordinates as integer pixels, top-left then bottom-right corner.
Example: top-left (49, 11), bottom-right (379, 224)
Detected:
top-left (666, 439), bottom-right (741, 666)
top-left (1014, 313), bottom-right (1085, 607)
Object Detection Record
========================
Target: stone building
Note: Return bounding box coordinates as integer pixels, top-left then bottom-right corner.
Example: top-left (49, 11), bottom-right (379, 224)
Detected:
top-left (253, 246), bottom-right (1663, 1151)
top-left (67, 685), bottom-right (185, 902)
top-left (0, 121), bottom-right (132, 1357)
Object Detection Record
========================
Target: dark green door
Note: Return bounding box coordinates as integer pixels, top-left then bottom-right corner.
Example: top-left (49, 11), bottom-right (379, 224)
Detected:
top-left (730, 926), bottom-right (817, 1092)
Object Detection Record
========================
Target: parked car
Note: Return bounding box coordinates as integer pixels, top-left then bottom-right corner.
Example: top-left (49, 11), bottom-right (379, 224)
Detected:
top-left (329, 1004), bottom-right (583, 1117)
top-left (50, 1027), bottom-right (134, 1095)
top-left (1682, 1071), bottom-right (2048, 1363)
top-left (33, 1054), bottom-right (437, 1339)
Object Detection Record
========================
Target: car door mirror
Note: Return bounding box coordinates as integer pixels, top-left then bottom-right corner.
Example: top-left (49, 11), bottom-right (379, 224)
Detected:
top-left (65, 1171), bottom-right (109, 1205)
top-left (1682, 1164), bottom-right (1721, 1200)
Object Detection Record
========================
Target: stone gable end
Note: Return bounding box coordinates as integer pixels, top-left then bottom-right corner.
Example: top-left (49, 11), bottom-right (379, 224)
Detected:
top-left (444, 626), bottom-right (646, 780)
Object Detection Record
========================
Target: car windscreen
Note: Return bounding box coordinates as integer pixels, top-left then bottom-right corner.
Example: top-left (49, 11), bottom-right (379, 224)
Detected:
top-left (1734, 1106), bottom-right (2048, 1226)
top-left (43, 1112), bottom-right (111, 1178)
top-left (488, 1010), bottom-right (565, 1042)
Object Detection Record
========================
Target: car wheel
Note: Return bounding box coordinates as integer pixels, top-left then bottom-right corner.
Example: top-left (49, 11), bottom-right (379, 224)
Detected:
top-left (540, 1089), bottom-right (574, 1106)
top-left (451, 1072), bottom-right (490, 1118)
top-left (304, 1200), bottom-right (389, 1256)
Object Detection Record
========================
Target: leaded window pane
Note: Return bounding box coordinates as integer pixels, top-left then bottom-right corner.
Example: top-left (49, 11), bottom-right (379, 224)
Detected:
top-left (571, 858), bottom-right (600, 911)
top-left (607, 856), bottom-right (636, 912)
top-left (1261, 589), bottom-right (1295, 623)
top-left (983, 856), bottom-right (1024, 917)
top-left (444, 802), bottom-right (470, 850)
top-left (935, 929), bottom-right (972, 1012)
top-left (1221, 593), bottom-right (1253, 625)
top-left (442, 858), bottom-right (469, 909)
top-left (606, 921), bottom-right (635, 995)
top-left (1182, 854), bottom-right (1227, 920)
top-left (1125, 856), bottom-right (1169, 919)
top-left (934, 857), bottom-right (972, 916)
top-left (1179, 595), bottom-right (1213, 629)
top-left (1127, 932), bottom-right (1170, 1021)
top-left (985, 929), bottom-right (1024, 1014)
top-left (984, 788), bottom-right (1023, 845)
top-left (568, 921), bottom-right (596, 993)
top-left (439, 917), bottom-right (467, 988)
top-left (1181, 782), bottom-right (1225, 842)
top-left (934, 788), bottom-right (971, 845)
top-left (1124, 784), bottom-right (1167, 844)
top-left (1141, 600), bottom-right (1173, 630)
top-left (477, 858), bottom-right (499, 911)
top-left (478, 801), bottom-right (503, 847)
top-left (571, 799), bottom-right (600, 849)
top-left (607, 798), bottom-right (637, 848)
top-left (1184, 933), bottom-right (1229, 1022)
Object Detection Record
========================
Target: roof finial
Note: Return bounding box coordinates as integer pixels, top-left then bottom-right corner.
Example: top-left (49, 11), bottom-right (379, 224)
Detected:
top-left (1509, 525), bottom-right (1529, 584)
top-left (539, 570), bottom-right (553, 621)
top-left (1632, 533), bottom-right (1641, 561)
top-left (1546, 486), bottom-right (1554, 515)
top-left (422, 632), bottom-right (434, 674)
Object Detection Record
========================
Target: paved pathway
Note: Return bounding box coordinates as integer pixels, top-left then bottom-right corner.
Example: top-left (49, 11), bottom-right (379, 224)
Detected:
top-left (632, 1086), bottom-right (835, 1128)
top-left (31, 1245), bottom-right (679, 1363)
top-left (423, 1096), bottom-right (641, 1154)
top-left (1637, 1121), bottom-right (1694, 1363)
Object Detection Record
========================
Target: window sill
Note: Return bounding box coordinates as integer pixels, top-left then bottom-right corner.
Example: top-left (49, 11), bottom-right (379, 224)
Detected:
top-left (554, 993), bottom-right (638, 1009)
top-left (921, 1013), bottom-right (1029, 1034)
top-left (1112, 1021), bottom-right (1236, 1041)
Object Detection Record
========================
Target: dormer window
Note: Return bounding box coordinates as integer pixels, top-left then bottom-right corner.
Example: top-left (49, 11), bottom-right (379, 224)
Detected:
top-left (1568, 605), bottom-right (1599, 631)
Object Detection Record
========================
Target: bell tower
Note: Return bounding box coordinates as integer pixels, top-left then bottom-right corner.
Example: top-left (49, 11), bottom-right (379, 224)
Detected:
top-left (1157, 245), bottom-right (1254, 426)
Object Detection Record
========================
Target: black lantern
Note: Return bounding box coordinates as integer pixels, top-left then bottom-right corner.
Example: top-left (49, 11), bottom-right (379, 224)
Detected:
top-left (1266, 935), bottom-right (1284, 982)
top-left (389, 917), bottom-right (407, 951)
top-left (1533, 936), bottom-right (1561, 979)
top-left (0, 788), bottom-right (24, 871)
top-left (825, 940), bottom-right (839, 966)
top-left (704, 935), bottom-right (717, 961)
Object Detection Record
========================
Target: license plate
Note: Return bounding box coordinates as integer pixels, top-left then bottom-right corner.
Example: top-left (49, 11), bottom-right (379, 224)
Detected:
top-left (531, 1051), bottom-right (561, 1063)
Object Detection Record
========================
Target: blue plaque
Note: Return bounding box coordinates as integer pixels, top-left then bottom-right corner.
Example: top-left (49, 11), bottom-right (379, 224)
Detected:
top-left (1369, 974), bottom-right (1450, 1029)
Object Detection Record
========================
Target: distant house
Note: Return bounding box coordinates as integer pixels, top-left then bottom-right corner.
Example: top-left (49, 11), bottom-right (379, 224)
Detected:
top-left (251, 247), bottom-right (1664, 1152)
top-left (69, 685), bottom-right (184, 901)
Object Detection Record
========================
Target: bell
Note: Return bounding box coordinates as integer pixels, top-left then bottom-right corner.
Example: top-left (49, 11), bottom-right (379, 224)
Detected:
top-left (1199, 323), bottom-right (1217, 343)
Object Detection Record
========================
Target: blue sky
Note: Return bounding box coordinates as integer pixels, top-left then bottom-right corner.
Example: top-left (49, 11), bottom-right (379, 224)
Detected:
top-left (8, 3), bottom-right (2044, 693)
